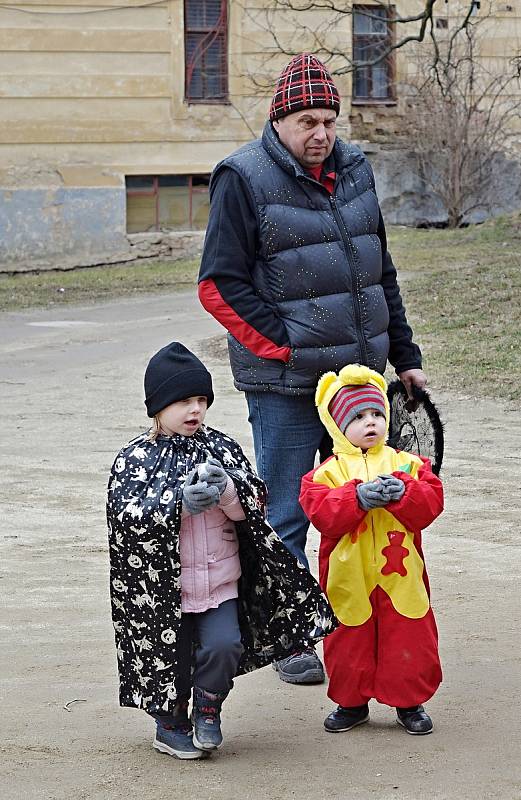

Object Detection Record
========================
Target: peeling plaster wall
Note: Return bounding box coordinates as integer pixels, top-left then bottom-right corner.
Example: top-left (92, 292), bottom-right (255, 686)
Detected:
top-left (0, 180), bottom-right (207, 272)
top-left (0, 183), bottom-right (130, 270)
top-left (0, 163), bottom-right (207, 272)
top-left (0, 0), bottom-right (350, 272)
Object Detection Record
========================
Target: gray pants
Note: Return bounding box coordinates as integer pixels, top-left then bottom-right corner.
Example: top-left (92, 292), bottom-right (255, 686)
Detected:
top-left (178, 598), bottom-right (244, 695)
top-left (150, 599), bottom-right (244, 725)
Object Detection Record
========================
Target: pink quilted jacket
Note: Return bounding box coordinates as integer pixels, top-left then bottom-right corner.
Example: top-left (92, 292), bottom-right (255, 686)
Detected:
top-left (179, 477), bottom-right (246, 613)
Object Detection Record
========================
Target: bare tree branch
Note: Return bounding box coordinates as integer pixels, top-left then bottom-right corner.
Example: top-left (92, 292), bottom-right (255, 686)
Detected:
top-left (404, 8), bottom-right (521, 227)
top-left (240, 0), bottom-right (480, 90)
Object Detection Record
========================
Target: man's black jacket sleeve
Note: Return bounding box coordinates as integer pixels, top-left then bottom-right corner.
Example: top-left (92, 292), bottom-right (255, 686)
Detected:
top-left (198, 168), bottom-right (291, 362)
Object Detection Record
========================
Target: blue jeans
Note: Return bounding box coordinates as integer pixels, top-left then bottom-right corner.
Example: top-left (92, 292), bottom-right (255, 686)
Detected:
top-left (246, 392), bottom-right (332, 569)
top-left (178, 599), bottom-right (243, 695)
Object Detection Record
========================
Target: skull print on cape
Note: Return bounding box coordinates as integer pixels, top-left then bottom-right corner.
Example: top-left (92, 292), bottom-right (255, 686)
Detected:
top-left (107, 425), bottom-right (337, 714)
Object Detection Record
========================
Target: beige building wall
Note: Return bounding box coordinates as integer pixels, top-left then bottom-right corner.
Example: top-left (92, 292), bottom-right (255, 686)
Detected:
top-left (0, 0), bottom-right (255, 176)
top-left (0, 0), bottom-right (519, 268)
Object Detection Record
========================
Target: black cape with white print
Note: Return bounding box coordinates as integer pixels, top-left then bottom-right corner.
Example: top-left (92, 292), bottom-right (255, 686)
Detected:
top-left (106, 425), bottom-right (337, 714)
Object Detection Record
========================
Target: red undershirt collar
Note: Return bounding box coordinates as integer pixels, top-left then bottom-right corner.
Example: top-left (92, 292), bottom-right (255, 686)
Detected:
top-left (307, 164), bottom-right (336, 194)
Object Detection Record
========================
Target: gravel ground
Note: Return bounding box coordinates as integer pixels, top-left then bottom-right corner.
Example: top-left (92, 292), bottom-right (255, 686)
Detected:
top-left (1, 291), bottom-right (520, 800)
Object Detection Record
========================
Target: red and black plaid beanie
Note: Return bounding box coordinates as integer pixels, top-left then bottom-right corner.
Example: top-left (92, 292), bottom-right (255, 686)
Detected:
top-left (269, 53), bottom-right (340, 121)
top-left (328, 383), bottom-right (387, 435)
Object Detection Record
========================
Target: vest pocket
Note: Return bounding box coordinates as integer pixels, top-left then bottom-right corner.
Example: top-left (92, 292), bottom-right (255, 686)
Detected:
top-left (227, 334), bottom-right (286, 385)
top-left (288, 347), bottom-right (318, 376)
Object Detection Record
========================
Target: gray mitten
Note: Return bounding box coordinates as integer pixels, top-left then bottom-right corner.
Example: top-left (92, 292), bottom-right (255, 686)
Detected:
top-left (377, 474), bottom-right (405, 501)
top-left (182, 469), bottom-right (220, 515)
top-left (198, 457), bottom-right (228, 496)
top-left (356, 479), bottom-right (389, 511)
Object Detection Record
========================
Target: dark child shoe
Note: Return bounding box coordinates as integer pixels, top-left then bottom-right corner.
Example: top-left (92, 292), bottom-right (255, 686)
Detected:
top-left (396, 705), bottom-right (433, 735)
top-left (192, 687), bottom-right (228, 750)
top-left (153, 721), bottom-right (207, 759)
top-left (273, 648), bottom-right (325, 685)
top-left (324, 703), bottom-right (370, 732)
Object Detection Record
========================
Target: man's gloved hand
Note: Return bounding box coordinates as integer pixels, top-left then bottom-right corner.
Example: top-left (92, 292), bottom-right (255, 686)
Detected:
top-left (198, 457), bottom-right (228, 496)
top-left (182, 468), bottom-right (220, 515)
top-left (356, 479), bottom-right (390, 511)
top-left (377, 474), bottom-right (405, 502)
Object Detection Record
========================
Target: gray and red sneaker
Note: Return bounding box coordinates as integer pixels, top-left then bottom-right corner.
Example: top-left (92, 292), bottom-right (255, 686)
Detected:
top-left (273, 648), bottom-right (325, 684)
top-left (192, 687), bottom-right (228, 750)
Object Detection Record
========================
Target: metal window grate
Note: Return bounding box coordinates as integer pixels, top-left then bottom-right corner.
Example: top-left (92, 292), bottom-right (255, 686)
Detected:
top-left (184, 0), bottom-right (228, 102)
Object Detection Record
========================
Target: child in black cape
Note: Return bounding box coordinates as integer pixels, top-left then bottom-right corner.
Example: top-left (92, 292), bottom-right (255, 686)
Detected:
top-left (107, 341), bottom-right (336, 759)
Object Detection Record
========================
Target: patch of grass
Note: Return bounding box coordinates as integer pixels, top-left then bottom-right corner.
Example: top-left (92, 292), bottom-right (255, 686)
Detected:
top-left (1, 213), bottom-right (520, 400)
top-left (388, 213), bottom-right (521, 273)
top-left (389, 214), bottom-right (521, 401)
top-left (0, 258), bottom-right (198, 312)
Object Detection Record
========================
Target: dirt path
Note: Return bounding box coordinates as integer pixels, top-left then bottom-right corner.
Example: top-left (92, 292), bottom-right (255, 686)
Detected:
top-left (1, 292), bottom-right (520, 800)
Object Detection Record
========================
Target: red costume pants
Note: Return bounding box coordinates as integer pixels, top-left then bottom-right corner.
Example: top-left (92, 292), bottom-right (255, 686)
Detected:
top-left (324, 586), bottom-right (442, 708)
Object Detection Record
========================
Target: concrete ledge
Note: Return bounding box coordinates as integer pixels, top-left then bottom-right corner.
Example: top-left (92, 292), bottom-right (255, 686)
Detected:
top-left (0, 230), bottom-right (206, 273)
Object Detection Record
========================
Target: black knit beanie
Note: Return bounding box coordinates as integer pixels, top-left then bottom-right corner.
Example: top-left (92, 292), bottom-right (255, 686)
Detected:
top-left (144, 341), bottom-right (214, 417)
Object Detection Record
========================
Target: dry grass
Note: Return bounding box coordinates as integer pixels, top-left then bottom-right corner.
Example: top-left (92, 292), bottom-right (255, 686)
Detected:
top-left (389, 214), bottom-right (521, 400)
top-left (0, 258), bottom-right (198, 312)
top-left (1, 213), bottom-right (520, 400)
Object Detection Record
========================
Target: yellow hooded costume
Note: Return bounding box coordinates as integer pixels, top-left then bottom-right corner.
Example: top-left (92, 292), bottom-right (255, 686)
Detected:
top-left (301, 364), bottom-right (443, 627)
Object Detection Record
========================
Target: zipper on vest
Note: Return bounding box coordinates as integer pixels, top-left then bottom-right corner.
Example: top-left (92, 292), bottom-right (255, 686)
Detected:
top-left (329, 195), bottom-right (369, 365)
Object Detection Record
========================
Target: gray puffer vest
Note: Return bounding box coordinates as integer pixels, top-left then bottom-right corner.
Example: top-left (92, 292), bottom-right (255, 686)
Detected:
top-left (216, 122), bottom-right (390, 395)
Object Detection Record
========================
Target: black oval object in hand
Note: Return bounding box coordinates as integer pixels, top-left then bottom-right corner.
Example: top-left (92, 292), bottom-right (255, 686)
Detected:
top-left (387, 380), bottom-right (444, 475)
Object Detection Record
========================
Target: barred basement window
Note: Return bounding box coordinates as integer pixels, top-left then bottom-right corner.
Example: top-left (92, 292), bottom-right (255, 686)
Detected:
top-left (184, 0), bottom-right (228, 103)
top-left (352, 5), bottom-right (395, 103)
top-left (126, 175), bottom-right (211, 233)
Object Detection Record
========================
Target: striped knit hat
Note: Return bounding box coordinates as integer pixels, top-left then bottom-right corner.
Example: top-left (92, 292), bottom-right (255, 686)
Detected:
top-left (328, 383), bottom-right (387, 435)
top-left (269, 53), bottom-right (340, 121)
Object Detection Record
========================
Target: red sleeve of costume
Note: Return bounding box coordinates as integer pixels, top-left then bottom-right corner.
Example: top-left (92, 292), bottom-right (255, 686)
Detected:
top-left (387, 457), bottom-right (444, 532)
top-left (198, 279), bottom-right (291, 362)
top-left (299, 468), bottom-right (367, 540)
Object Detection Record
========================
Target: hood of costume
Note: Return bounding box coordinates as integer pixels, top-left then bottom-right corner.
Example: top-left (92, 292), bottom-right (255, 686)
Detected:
top-left (107, 425), bottom-right (336, 714)
top-left (300, 364), bottom-right (443, 627)
top-left (316, 363), bottom-right (390, 455)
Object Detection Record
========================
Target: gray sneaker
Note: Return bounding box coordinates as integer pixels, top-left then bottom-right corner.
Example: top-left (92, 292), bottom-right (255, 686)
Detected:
top-left (273, 648), bottom-right (325, 684)
top-left (153, 721), bottom-right (207, 759)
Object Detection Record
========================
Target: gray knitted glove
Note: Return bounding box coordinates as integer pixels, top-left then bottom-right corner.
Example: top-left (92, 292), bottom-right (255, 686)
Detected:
top-left (356, 479), bottom-right (389, 511)
top-left (198, 457), bottom-right (228, 496)
top-left (182, 468), bottom-right (220, 515)
top-left (377, 474), bottom-right (405, 501)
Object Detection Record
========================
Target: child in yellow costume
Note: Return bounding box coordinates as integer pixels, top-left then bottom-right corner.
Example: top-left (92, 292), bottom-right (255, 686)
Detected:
top-left (299, 364), bottom-right (443, 735)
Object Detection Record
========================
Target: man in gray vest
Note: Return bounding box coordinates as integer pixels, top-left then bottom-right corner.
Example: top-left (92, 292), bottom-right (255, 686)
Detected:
top-left (198, 53), bottom-right (426, 685)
